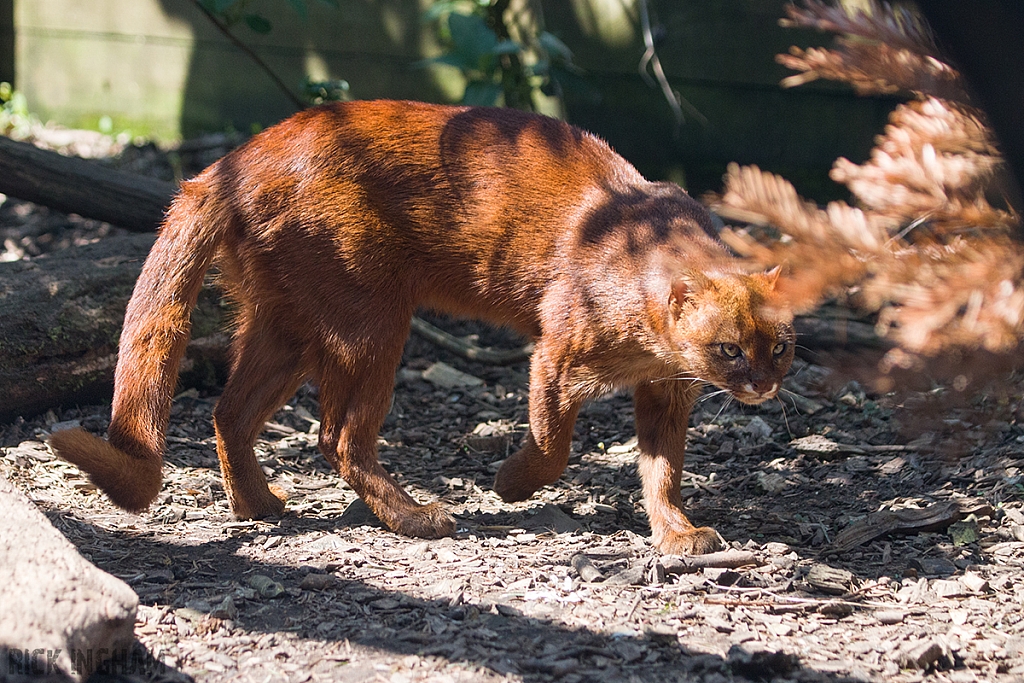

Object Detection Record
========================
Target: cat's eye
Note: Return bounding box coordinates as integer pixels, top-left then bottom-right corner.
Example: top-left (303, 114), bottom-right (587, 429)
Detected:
top-left (772, 342), bottom-right (788, 357)
top-left (720, 343), bottom-right (742, 359)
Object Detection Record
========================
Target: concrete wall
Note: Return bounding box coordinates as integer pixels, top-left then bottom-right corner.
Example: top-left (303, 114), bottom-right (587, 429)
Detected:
top-left (10, 0), bottom-right (895, 198)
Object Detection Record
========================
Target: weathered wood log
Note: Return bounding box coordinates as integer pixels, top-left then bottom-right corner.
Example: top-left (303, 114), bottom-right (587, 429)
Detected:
top-left (0, 233), bottom-right (229, 421)
top-left (0, 135), bottom-right (175, 232)
top-left (0, 474), bottom-right (138, 680)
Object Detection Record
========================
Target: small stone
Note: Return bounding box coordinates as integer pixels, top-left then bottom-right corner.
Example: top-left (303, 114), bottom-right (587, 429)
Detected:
top-left (908, 556), bottom-right (957, 577)
top-left (790, 434), bottom-right (843, 456)
top-left (300, 573), bottom-right (335, 590)
top-left (523, 503), bottom-right (581, 534)
top-left (743, 416), bottom-right (773, 439)
top-left (604, 566), bottom-right (647, 586)
top-left (339, 498), bottom-right (384, 528)
top-left (173, 607), bottom-right (205, 624)
top-left (211, 596), bottom-right (238, 620)
top-left (644, 625), bottom-right (678, 644)
top-left (49, 419), bottom-right (82, 434)
top-left (422, 361), bottom-right (485, 389)
top-left (763, 542), bottom-right (791, 555)
top-left (874, 610), bottom-right (905, 625)
top-left (897, 638), bottom-right (948, 670)
top-left (248, 574), bottom-right (285, 599)
top-left (571, 554), bottom-right (604, 583)
top-left (727, 645), bottom-right (799, 680)
top-left (369, 597), bottom-right (401, 610)
top-left (805, 564), bottom-right (855, 595)
top-left (755, 472), bottom-right (789, 494)
top-left (703, 568), bottom-right (741, 586)
top-left (948, 519), bottom-right (980, 546)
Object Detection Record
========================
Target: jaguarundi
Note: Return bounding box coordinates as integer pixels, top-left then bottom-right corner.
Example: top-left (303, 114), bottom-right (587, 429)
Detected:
top-left (50, 100), bottom-right (794, 555)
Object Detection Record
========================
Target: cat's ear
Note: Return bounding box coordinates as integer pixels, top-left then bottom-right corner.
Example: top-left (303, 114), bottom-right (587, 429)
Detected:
top-left (762, 265), bottom-right (782, 290)
top-left (669, 271), bottom-right (711, 309)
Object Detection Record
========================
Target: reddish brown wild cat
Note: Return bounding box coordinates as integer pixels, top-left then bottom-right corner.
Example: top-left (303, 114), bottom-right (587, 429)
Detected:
top-left (49, 100), bottom-right (794, 555)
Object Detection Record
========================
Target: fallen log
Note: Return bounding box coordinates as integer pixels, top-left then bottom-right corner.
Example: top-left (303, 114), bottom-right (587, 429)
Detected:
top-left (0, 135), bottom-right (175, 232)
top-left (0, 233), bottom-right (229, 421)
top-left (0, 474), bottom-right (138, 681)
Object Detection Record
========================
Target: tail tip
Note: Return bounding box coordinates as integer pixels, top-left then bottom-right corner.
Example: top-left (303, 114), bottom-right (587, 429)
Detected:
top-left (48, 427), bottom-right (163, 513)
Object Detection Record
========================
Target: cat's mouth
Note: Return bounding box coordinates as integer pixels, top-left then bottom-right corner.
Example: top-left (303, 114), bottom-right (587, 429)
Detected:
top-left (731, 382), bottom-right (780, 405)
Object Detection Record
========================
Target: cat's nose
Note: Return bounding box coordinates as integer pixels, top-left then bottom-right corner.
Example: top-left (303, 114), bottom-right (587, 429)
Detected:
top-left (745, 380), bottom-right (779, 398)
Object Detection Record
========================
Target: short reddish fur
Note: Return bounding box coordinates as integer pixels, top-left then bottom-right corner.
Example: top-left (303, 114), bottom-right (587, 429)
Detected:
top-left (49, 100), bottom-right (794, 554)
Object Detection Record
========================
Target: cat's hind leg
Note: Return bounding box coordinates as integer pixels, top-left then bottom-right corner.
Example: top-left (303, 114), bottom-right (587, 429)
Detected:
top-left (213, 316), bottom-right (307, 519)
top-left (315, 321), bottom-right (455, 538)
top-left (634, 380), bottom-right (723, 555)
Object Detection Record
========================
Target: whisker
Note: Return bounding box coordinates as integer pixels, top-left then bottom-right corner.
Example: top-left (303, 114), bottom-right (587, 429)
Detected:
top-left (709, 395), bottom-right (734, 424)
top-left (696, 389), bottom-right (730, 405)
top-left (775, 396), bottom-right (793, 438)
top-left (651, 376), bottom-right (705, 386)
top-left (779, 388), bottom-right (804, 416)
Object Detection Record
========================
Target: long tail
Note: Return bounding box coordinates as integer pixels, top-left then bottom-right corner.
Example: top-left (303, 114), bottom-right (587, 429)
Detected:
top-left (49, 179), bottom-right (224, 512)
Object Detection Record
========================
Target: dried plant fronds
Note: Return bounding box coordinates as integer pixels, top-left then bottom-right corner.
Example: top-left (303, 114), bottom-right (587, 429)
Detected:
top-left (831, 99), bottom-right (1009, 230)
top-left (781, 0), bottom-right (936, 57)
top-left (778, 42), bottom-right (966, 102)
top-left (778, 1), bottom-right (968, 103)
top-left (710, 1), bottom-right (1024, 362)
top-left (714, 165), bottom-right (1024, 355)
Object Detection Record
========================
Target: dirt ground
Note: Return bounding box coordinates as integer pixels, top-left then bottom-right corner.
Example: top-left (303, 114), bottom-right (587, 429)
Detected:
top-left (3, 146), bottom-right (1024, 683)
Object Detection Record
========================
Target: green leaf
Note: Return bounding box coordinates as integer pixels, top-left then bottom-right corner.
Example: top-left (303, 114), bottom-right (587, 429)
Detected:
top-left (462, 80), bottom-right (502, 106)
top-left (490, 39), bottom-right (521, 56)
top-left (539, 31), bottom-right (574, 62)
top-left (244, 14), bottom-right (272, 34)
top-left (448, 12), bottom-right (497, 63)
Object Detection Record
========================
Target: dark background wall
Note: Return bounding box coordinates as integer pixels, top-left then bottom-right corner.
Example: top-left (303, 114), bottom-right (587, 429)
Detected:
top-left (11, 0), bottom-right (897, 200)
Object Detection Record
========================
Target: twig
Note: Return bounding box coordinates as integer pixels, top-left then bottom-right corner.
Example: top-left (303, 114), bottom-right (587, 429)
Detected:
top-left (659, 549), bottom-right (762, 574)
top-left (192, 0), bottom-right (305, 111)
top-left (637, 0), bottom-right (706, 127)
top-left (409, 317), bottom-right (533, 365)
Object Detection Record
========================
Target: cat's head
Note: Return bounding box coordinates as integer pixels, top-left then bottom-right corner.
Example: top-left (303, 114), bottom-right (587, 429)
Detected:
top-left (666, 267), bottom-right (795, 405)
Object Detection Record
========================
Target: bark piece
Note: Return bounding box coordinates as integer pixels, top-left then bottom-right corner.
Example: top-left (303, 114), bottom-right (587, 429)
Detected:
top-left (0, 233), bottom-right (229, 420)
top-left (826, 501), bottom-right (964, 554)
top-left (805, 563), bottom-right (856, 595)
top-left (0, 474), bottom-right (138, 681)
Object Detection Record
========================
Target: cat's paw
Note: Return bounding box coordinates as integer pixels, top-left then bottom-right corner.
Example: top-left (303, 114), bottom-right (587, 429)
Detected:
top-left (391, 502), bottom-right (456, 539)
top-left (656, 526), bottom-right (723, 555)
top-left (231, 485), bottom-right (287, 520)
top-left (492, 471), bottom-right (537, 503)
top-left (493, 453), bottom-right (550, 502)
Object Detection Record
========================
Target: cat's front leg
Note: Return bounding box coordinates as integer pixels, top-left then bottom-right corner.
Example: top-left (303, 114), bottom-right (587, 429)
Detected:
top-left (494, 340), bottom-right (582, 502)
top-left (634, 380), bottom-right (724, 555)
